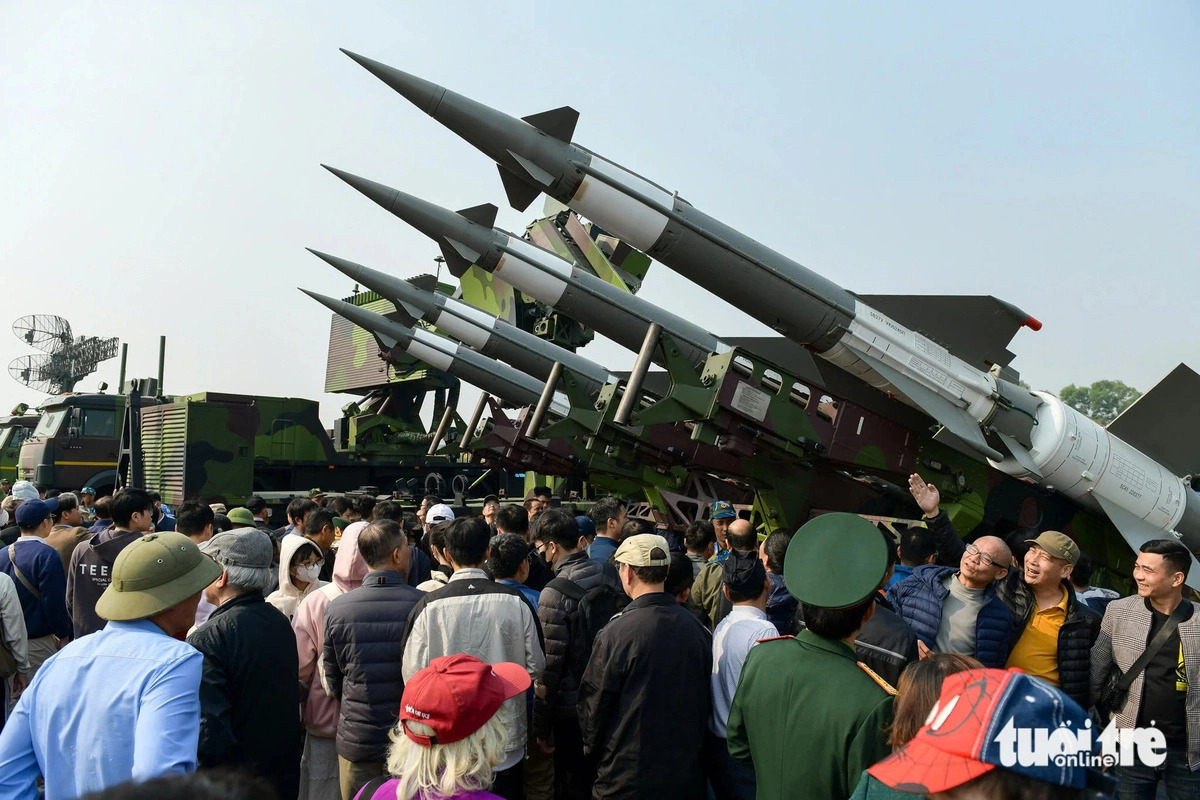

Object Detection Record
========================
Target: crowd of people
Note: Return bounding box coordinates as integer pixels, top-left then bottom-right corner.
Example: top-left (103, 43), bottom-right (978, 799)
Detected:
top-left (0, 475), bottom-right (1192, 799)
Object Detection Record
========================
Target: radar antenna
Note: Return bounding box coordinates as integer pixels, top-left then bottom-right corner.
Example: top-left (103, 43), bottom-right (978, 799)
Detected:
top-left (9, 315), bottom-right (119, 394)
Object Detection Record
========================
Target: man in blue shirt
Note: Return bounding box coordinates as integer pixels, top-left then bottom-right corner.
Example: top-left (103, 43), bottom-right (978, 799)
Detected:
top-left (709, 500), bottom-right (737, 562)
top-left (0, 499), bottom-right (73, 678)
top-left (0, 531), bottom-right (222, 799)
top-left (586, 497), bottom-right (627, 564)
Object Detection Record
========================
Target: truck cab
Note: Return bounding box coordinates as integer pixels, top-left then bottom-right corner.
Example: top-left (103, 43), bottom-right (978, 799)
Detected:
top-left (0, 411), bottom-right (38, 486)
top-left (18, 394), bottom-right (124, 495)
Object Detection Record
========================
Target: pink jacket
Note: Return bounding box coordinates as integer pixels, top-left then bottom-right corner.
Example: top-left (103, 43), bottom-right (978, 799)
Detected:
top-left (292, 521), bottom-right (370, 738)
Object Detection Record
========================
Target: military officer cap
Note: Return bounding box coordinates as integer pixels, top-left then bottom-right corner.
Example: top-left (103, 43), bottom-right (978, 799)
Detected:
top-left (784, 513), bottom-right (888, 609)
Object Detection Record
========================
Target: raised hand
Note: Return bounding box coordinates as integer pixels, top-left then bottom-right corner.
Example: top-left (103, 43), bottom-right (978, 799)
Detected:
top-left (908, 473), bottom-right (941, 517)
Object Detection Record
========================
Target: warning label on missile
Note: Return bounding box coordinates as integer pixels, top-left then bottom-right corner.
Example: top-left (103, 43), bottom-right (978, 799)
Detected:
top-left (732, 382), bottom-right (771, 422)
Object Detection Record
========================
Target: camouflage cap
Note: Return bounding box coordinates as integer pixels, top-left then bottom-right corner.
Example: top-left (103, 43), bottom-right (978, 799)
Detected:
top-left (95, 532), bottom-right (223, 621)
top-left (710, 500), bottom-right (736, 520)
top-left (308, 488), bottom-right (325, 498)
top-left (784, 513), bottom-right (888, 609)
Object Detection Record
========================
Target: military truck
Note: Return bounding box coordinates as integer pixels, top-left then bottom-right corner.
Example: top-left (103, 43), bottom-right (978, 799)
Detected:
top-left (0, 407), bottom-right (38, 486)
top-left (17, 393), bottom-right (127, 495)
top-left (138, 391), bottom-right (498, 508)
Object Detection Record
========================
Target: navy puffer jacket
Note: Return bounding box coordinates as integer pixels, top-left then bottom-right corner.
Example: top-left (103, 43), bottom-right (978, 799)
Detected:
top-left (322, 570), bottom-right (423, 762)
top-left (885, 565), bottom-right (1016, 668)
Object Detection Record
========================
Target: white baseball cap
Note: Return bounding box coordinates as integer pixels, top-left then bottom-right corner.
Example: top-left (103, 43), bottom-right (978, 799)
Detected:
top-left (11, 481), bottom-right (39, 502)
top-left (426, 503), bottom-right (456, 523)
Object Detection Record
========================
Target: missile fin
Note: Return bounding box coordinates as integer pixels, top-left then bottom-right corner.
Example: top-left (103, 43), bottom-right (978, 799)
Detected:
top-left (993, 431), bottom-right (1044, 479)
top-left (857, 294), bottom-right (1026, 372)
top-left (444, 238), bottom-right (482, 266)
top-left (438, 242), bottom-right (476, 278)
top-left (497, 164), bottom-right (542, 211)
top-left (456, 203), bottom-right (498, 229)
top-left (1105, 363), bottom-right (1200, 477)
top-left (388, 302), bottom-right (423, 327)
top-left (856, 352), bottom-right (1004, 462)
top-left (521, 106), bottom-right (579, 142)
top-left (1094, 494), bottom-right (1200, 590)
top-left (507, 151), bottom-right (555, 187)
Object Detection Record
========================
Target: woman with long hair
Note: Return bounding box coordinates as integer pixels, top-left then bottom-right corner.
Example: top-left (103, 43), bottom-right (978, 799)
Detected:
top-left (849, 653), bottom-right (983, 799)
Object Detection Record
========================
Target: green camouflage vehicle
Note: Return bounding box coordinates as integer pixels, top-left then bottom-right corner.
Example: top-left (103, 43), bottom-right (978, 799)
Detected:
top-left (0, 407), bottom-right (38, 488)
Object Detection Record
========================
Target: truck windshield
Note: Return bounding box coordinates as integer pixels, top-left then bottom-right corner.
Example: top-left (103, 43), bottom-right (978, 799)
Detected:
top-left (0, 428), bottom-right (10, 449)
top-left (32, 410), bottom-right (65, 438)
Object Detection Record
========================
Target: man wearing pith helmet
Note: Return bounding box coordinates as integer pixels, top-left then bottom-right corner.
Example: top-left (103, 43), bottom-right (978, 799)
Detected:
top-left (727, 514), bottom-right (896, 800)
top-left (0, 532), bottom-right (222, 799)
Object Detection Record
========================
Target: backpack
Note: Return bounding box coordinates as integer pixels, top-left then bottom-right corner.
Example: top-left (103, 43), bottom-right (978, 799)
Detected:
top-left (546, 568), bottom-right (628, 679)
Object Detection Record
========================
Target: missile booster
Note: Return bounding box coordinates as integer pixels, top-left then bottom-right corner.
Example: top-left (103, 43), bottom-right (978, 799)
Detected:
top-left (342, 50), bottom-right (1200, 570)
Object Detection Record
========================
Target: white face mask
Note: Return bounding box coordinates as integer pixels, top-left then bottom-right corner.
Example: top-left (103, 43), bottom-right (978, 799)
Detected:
top-left (294, 563), bottom-right (322, 583)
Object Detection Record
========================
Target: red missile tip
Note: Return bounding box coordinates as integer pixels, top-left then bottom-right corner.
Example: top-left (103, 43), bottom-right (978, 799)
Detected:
top-left (1022, 315), bottom-right (1043, 332)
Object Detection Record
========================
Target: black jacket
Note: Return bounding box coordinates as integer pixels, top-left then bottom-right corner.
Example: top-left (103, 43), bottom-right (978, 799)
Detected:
top-left (856, 594), bottom-right (919, 689)
top-left (323, 570), bottom-right (423, 762)
top-left (66, 527), bottom-right (142, 638)
top-left (533, 550), bottom-right (609, 739)
top-left (578, 592), bottom-right (711, 800)
top-left (187, 592), bottom-right (301, 800)
top-left (796, 594), bottom-right (919, 690)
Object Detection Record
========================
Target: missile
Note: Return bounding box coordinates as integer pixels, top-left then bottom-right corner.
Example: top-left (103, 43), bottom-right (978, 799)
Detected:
top-left (299, 289), bottom-right (569, 416)
top-left (306, 248), bottom-right (615, 396)
top-left (343, 51), bottom-right (1200, 566)
top-left (321, 165), bottom-right (726, 372)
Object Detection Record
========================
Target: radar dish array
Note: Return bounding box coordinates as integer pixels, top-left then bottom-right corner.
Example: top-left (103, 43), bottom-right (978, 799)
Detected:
top-left (8, 315), bottom-right (119, 394)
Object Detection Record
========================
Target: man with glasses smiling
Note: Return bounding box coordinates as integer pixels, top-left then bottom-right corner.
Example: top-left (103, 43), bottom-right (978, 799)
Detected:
top-left (904, 473), bottom-right (1101, 705)
top-left (886, 482), bottom-right (1017, 668)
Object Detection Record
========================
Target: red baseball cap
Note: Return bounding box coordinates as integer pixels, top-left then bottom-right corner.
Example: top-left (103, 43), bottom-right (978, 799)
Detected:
top-left (868, 668), bottom-right (1100, 794)
top-left (399, 654), bottom-right (531, 746)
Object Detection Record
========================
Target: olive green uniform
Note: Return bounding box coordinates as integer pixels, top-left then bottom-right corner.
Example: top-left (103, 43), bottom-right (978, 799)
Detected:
top-left (726, 629), bottom-right (894, 800)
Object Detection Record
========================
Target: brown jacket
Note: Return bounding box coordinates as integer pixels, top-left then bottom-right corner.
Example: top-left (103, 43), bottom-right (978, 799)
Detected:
top-left (46, 526), bottom-right (93, 576)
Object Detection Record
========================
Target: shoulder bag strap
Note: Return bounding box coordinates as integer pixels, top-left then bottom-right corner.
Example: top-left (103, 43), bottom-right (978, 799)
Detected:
top-left (546, 575), bottom-right (586, 601)
top-left (1117, 601), bottom-right (1189, 692)
top-left (7, 544), bottom-right (40, 601)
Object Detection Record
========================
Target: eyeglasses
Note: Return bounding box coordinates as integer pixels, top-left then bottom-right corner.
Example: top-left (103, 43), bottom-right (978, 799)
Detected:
top-left (965, 543), bottom-right (996, 568)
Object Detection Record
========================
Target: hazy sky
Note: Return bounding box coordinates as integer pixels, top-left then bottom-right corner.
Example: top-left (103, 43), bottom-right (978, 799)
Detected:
top-left (2, 2), bottom-right (1196, 426)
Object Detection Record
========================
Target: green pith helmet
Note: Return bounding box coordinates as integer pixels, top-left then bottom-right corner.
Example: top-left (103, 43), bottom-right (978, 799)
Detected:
top-left (95, 532), bottom-right (223, 621)
top-left (784, 513), bottom-right (888, 609)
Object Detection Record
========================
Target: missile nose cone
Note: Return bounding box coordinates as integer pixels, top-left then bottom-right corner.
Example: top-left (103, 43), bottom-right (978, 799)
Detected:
top-left (306, 248), bottom-right (366, 283)
top-left (322, 164), bottom-right (401, 213)
top-left (298, 288), bottom-right (340, 312)
top-left (340, 49), bottom-right (446, 117)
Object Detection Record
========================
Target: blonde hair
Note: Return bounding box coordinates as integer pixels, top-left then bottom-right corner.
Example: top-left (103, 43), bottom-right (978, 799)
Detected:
top-left (386, 712), bottom-right (507, 800)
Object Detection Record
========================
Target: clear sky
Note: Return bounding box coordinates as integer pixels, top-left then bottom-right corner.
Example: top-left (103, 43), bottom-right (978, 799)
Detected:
top-left (1, 2), bottom-right (1196, 427)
